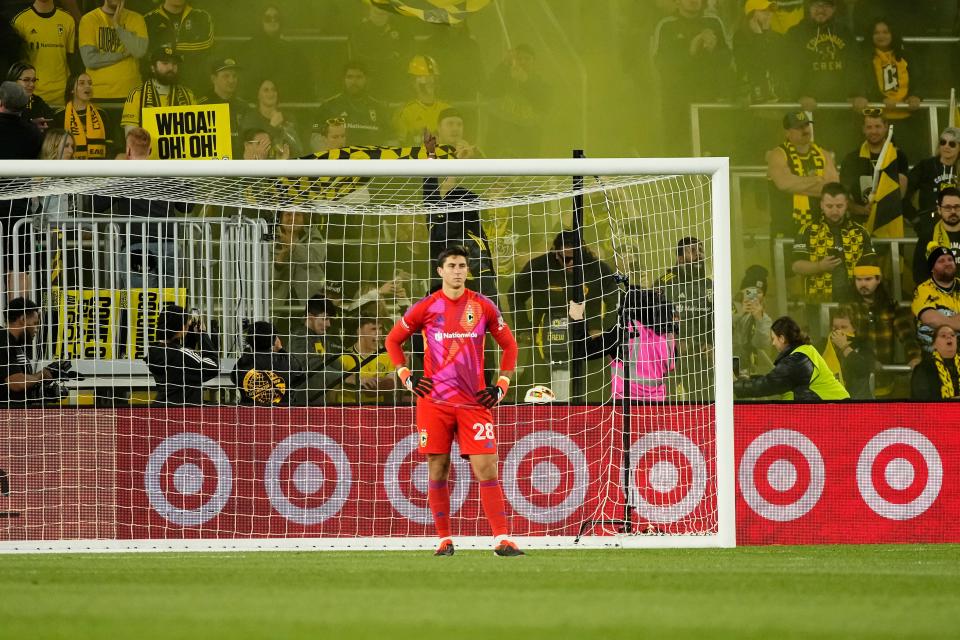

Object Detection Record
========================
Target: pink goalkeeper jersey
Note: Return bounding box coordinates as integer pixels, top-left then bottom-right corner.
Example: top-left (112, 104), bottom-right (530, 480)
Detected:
top-left (386, 289), bottom-right (517, 405)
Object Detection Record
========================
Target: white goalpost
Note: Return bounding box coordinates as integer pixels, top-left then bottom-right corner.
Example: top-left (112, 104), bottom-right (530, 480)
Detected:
top-left (0, 157), bottom-right (733, 552)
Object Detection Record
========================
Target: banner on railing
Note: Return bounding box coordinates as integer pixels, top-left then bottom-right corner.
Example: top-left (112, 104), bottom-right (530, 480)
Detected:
top-left (51, 288), bottom-right (186, 360)
top-left (1, 405), bottom-right (958, 545)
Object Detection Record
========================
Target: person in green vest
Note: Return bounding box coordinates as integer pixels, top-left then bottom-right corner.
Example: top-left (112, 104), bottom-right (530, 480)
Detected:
top-left (734, 315), bottom-right (850, 401)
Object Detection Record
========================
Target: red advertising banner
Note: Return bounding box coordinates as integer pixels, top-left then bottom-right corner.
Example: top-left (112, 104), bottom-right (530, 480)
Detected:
top-left (1, 404), bottom-right (958, 545)
top-left (0, 410), bottom-right (116, 541)
top-left (734, 403), bottom-right (960, 544)
top-left (113, 405), bottom-right (715, 540)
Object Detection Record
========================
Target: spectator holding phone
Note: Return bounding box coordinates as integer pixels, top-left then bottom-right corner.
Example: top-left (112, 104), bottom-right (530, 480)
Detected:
top-left (145, 304), bottom-right (219, 406)
top-left (733, 265), bottom-right (777, 376)
top-left (792, 182), bottom-right (873, 305)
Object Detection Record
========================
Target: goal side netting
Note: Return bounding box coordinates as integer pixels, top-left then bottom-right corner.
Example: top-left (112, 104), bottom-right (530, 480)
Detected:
top-left (0, 158), bottom-right (733, 551)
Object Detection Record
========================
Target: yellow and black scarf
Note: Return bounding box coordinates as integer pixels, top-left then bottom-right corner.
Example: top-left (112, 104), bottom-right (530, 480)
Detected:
top-left (803, 221), bottom-right (869, 299)
top-left (139, 80), bottom-right (192, 122)
top-left (931, 221), bottom-right (959, 251)
top-left (781, 140), bottom-right (827, 229)
top-left (933, 351), bottom-right (960, 398)
top-left (64, 102), bottom-right (107, 160)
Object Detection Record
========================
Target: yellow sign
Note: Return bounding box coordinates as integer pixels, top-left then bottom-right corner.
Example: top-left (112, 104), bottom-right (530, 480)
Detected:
top-left (53, 289), bottom-right (117, 359)
top-left (142, 104), bottom-right (232, 160)
top-left (124, 288), bottom-right (187, 359)
top-left (52, 288), bottom-right (186, 360)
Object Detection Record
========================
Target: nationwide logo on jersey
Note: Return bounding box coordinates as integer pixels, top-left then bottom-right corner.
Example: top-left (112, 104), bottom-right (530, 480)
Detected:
top-left (369, 109), bottom-right (377, 123)
top-left (419, 430), bottom-right (428, 447)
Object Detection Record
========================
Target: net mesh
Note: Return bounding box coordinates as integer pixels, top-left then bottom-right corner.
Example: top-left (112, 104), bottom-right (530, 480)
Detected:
top-left (0, 167), bottom-right (721, 548)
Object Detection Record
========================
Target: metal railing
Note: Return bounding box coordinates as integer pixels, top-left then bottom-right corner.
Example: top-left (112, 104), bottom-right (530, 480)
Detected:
top-left (772, 236), bottom-right (917, 318)
top-left (690, 101), bottom-right (949, 159)
top-left (8, 215), bottom-right (271, 366)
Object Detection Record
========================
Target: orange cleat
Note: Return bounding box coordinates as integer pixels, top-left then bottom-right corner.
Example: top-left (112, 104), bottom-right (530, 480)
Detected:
top-left (493, 540), bottom-right (525, 557)
top-left (434, 539), bottom-right (455, 556)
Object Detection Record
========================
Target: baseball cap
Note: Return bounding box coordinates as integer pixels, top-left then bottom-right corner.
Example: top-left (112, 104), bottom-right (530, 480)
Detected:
top-left (150, 43), bottom-right (181, 64)
top-left (926, 242), bottom-right (956, 273)
top-left (783, 111), bottom-right (813, 129)
top-left (744, 0), bottom-right (774, 14)
top-left (210, 57), bottom-right (240, 74)
top-left (437, 107), bottom-right (463, 123)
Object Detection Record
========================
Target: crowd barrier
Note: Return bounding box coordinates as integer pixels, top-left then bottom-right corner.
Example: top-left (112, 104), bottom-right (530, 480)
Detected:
top-left (8, 215), bottom-right (271, 364)
top-left (1, 404), bottom-right (956, 546)
top-left (772, 236), bottom-right (919, 318)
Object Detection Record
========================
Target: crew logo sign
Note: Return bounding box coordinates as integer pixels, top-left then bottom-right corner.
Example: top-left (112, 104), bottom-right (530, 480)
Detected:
top-left (142, 104), bottom-right (232, 160)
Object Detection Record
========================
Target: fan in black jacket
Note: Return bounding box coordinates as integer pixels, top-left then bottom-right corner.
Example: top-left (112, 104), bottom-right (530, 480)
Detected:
top-left (232, 321), bottom-right (306, 406)
top-left (734, 316), bottom-right (850, 401)
top-left (145, 305), bottom-right (220, 406)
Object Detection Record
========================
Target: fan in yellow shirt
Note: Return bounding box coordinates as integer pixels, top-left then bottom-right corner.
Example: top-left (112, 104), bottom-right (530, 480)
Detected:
top-left (12, 0), bottom-right (76, 107)
top-left (79, 0), bottom-right (148, 102)
top-left (393, 55), bottom-right (450, 146)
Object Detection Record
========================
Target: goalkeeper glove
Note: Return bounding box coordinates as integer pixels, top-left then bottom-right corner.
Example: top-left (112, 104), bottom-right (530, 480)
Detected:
top-left (477, 376), bottom-right (510, 408)
top-left (44, 359), bottom-right (81, 381)
top-left (397, 366), bottom-right (434, 398)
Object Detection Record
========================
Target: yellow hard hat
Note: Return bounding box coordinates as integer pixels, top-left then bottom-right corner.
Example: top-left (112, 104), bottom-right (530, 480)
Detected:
top-left (744, 0), bottom-right (774, 14)
top-left (408, 54), bottom-right (439, 76)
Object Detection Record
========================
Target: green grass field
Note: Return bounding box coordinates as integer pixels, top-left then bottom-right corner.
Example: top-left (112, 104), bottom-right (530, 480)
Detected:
top-left (2, 544), bottom-right (957, 640)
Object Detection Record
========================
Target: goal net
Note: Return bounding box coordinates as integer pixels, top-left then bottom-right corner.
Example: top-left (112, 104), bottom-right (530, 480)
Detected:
top-left (0, 157), bottom-right (733, 551)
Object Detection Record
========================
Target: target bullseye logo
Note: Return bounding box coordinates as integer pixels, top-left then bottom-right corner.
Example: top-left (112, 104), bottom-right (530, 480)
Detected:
top-left (739, 429), bottom-right (824, 522)
top-left (628, 431), bottom-right (707, 523)
top-left (264, 432), bottom-right (353, 525)
top-left (502, 431), bottom-right (588, 524)
top-left (145, 433), bottom-right (233, 526)
top-left (384, 433), bottom-right (470, 524)
top-left (857, 428), bottom-right (943, 520)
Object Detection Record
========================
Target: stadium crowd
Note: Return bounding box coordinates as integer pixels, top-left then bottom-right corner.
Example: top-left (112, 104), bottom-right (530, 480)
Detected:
top-left (1, 0), bottom-right (960, 405)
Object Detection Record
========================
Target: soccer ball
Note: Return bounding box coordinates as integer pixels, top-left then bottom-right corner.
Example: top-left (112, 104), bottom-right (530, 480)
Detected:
top-left (523, 385), bottom-right (556, 404)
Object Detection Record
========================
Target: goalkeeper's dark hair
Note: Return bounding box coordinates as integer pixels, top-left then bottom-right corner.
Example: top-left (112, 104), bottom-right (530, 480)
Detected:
top-left (771, 316), bottom-right (811, 346)
top-left (437, 245), bottom-right (470, 267)
top-left (246, 320), bottom-right (277, 353)
top-left (306, 294), bottom-right (338, 318)
top-left (156, 304), bottom-right (188, 343)
top-left (5, 297), bottom-right (39, 325)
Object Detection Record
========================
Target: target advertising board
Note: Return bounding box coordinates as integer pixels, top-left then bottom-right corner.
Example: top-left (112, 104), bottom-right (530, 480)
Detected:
top-left (1, 405), bottom-right (957, 544)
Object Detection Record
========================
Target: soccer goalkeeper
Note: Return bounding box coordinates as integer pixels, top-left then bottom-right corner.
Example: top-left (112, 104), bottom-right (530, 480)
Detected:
top-left (385, 245), bottom-right (523, 557)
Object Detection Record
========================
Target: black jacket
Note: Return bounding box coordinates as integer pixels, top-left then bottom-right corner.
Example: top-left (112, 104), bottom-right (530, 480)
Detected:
top-left (145, 333), bottom-right (219, 406)
top-left (231, 350), bottom-right (306, 406)
top-left (785, 18), bottom-right (865, 101)
top-left (910, 354), bottom-right (960, 401)
top-left (0, 111), bottom-right (42, 159)
top-left (734, 344), bottom-right (819, 401)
